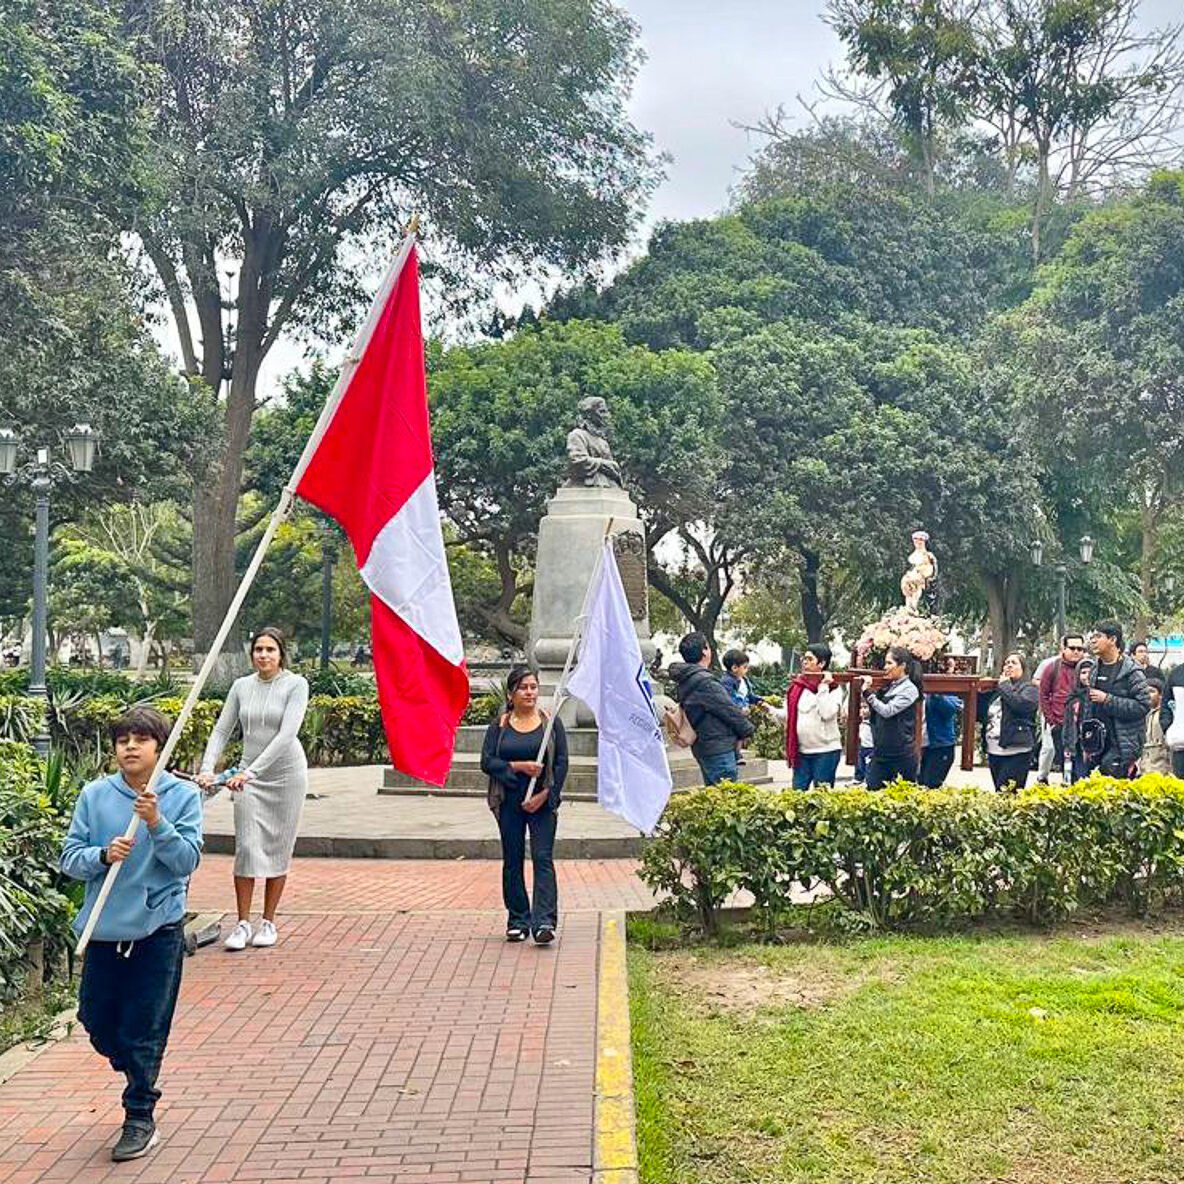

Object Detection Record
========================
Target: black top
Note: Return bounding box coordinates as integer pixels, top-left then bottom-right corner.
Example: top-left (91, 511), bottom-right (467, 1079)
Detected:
top-left (1087, 654), bottom-right (1151, 763)
top-left (480, 714), bottom-right (569, 806)
top-left (668, 662), bottom-right (754, 759)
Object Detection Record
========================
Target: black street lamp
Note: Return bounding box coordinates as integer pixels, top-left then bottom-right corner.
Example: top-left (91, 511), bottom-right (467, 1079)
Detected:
top-left (1031, 534), bottom-right (1095, 643)
top-left (0, 424), bottom-right (99, 755)
top-left (319, 519), bottom-right (337, 670)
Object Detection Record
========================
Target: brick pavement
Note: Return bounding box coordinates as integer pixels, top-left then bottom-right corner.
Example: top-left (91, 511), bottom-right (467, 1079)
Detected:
top-left (0, 860), bottom-right (648, 1183)
top-left (188, 857), bottom-right (659, 916)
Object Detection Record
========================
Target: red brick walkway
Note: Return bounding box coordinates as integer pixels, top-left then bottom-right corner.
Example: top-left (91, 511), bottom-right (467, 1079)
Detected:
top-left (188, 856), bottom-right (658, 915)
top-left (0, 858), bottom-right (650, 1183)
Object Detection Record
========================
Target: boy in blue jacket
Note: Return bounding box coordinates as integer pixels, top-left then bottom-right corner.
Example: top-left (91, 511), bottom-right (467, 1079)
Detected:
top-left (61, 707), bottom-right (203, 1163)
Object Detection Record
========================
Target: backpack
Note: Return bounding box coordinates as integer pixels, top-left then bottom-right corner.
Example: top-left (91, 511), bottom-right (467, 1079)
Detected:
top-left (662, 703), bottom-right (697, 748)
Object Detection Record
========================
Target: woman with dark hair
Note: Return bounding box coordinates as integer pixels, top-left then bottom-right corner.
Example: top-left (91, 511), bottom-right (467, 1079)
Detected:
top-left (1062, 658), bottom-right (1095, 783)
top-left (198, 627), bottom-right (310, 950)
top-left (860, 645), bottom-right (922, 790)
top-left (785, 643), bottom-right (845, 789)
top-left (986, 652), bottom-right (1039, 791)
top-left (481, 666), bottom-right (569, 944)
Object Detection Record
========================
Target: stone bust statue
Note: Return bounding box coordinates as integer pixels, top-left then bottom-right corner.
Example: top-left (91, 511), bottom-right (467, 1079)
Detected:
top-left (565, 396), bottom-right (624, 488)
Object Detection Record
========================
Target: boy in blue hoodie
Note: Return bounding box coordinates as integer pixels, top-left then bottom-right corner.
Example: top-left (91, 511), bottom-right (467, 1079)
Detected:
top-left (61, 707), bottom-right (203, 1163)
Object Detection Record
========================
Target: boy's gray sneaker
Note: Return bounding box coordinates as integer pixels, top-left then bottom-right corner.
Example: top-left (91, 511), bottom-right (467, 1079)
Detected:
top-left (112, 1119), bottom-right (158, 1162)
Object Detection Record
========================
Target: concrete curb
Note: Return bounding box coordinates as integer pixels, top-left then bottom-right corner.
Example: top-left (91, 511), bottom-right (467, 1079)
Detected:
top-left (203, 832), bottom-right (644, 860)
top-left (0, 1005), bottom-right (77, 1086)
top-left (0, 912), bottom-right (216, 1085)
top-left (593, 911), bottom-right (640, 1184)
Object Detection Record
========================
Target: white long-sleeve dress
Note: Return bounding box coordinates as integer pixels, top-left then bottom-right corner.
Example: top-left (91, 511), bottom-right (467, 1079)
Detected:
top-left (200, 671), bottom-right (310, 877)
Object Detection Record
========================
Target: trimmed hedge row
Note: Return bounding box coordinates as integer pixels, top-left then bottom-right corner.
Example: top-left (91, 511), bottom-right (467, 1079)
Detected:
top-left (9, 693), bottom-right (390, 773)
top-left (640, 777), bottom-right (1184, 934)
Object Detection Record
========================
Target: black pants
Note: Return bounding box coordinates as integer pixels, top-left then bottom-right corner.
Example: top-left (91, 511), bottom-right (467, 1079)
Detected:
top-left (989, 751), bottom-right (1032, 792)
top-left (919, 745), bottom-right (955, 789)
top-left (79, 922), bottom-right (185, 1122)
top-left (497, 798), bottom-right (558, 932)
top-left (866, 750), bottom-right (918, 791)
top-left (1172, 750), bottom-right (1184, 778)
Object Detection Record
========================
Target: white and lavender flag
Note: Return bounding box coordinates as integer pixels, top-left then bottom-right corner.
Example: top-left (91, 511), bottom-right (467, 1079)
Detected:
top-left (566, 541), bottom-right (673, 834)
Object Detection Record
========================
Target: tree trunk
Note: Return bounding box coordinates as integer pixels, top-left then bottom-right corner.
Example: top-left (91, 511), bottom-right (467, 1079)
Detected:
top-left (480, 540), bottom-right (528, 647)
top-left (646, 562), bottom-right (726, 665)
top-left (135, 620), bottom-right (157, 681)
top-left (799, 549), bottom-right (825, 643)
top-left (984, 573), bottom-right (1015, 673)
top-left (1137, 497), bottom-right (1158, 640)
top-left (190, 306), bottom-right (267, 681)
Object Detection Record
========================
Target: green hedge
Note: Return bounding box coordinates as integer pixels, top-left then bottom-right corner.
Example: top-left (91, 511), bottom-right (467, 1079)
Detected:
top-left (0, 743), bottom-right (77, 1003)
top-left (0, 681), bottom-right (500, 773)
top-left (640, 777), bottom-right (1184, 935)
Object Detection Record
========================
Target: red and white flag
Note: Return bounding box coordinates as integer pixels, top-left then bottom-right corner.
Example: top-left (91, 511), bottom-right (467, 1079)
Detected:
top-left (294, 242), bottom-right (468, 785)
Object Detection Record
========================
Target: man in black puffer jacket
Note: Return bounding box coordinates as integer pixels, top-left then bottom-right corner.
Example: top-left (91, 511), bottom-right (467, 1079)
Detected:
top-left (669, 632), bottom-right (754, 785)
top-left (1086, 620), bottom-right (1151, 777)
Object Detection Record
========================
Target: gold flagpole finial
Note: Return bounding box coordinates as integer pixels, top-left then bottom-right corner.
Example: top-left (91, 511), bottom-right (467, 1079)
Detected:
top-left (406, 212), bottom-right (421, 237)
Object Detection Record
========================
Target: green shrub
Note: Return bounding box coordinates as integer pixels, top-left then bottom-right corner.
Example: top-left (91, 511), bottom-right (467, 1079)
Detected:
top-left (640, 776), bottom-right (1184, 935)
top-left (301, 695), bottom-right (387, 765)
top-left (748, 701), bottom-right (785, 760)
top-left (0, 742), bottom-right (76, 1003)
top-left (462, 691), bottom-right (503, 726)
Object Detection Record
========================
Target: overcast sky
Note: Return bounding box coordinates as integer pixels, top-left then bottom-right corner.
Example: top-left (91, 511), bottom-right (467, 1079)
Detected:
top-left (242, 0), bottom-right (1181, 393)
top-left (624, 0), bottom-right (1182, 227)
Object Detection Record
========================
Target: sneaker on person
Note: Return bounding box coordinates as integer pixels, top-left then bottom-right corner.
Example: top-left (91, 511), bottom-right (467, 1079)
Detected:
top-left (533, 927), bottom-right (555, 945)
top-left (111, 1119), bottom-right (158, 1162)
top-left (506, 926), bottom-right (527, 943)
top-left (251, 919), bottom-right (277, 947)
top-left (224, 920), bottom-right (252, 951)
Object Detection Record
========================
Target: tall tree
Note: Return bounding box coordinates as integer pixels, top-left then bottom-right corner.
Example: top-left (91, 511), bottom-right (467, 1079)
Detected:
top-left (824, 0), bottom-right (982, 194)
top-left (0, 0), bottom-right (204, 629)
top-left (975, 0), bottom-right (1184, 258)
top-left (122, 0), bottom-right (658, 667)
top-left (999, 170), bottom-right (1184, 638)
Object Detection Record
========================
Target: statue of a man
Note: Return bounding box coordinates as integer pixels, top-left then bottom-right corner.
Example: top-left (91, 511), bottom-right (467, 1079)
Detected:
top-left (565, 396), bottom-right (624, 488)
top-left (901, 530), bottom-right (939, 613)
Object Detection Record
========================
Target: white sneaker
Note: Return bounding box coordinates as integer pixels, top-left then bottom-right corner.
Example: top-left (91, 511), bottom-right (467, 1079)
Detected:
top-left (251, 919), bottom-right (277, 948)
top-left (224, 920), bottom-right (252, 951)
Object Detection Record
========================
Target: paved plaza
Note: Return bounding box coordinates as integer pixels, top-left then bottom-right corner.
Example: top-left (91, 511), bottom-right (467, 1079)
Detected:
top-left (0, 856), bottom-right (644, 1184)
top-left (0, 761), bottom-right (1005, 1183)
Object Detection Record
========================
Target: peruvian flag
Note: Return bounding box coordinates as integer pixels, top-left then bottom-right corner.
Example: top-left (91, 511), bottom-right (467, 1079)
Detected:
top-left (294, 242), bottom-right (468, 785)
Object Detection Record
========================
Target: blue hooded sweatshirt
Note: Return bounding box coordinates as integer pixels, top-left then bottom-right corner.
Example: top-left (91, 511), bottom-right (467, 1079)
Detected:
top-left (61, 771), bottom-right (203, 942)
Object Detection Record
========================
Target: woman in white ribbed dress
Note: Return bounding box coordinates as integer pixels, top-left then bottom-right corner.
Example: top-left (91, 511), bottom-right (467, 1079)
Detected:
top-left (197, 627), bottom-right (309, 951)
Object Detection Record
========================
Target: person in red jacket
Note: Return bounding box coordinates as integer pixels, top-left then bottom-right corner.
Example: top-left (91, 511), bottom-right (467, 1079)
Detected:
top-left (1038, 633), bottom-right (1086, 779)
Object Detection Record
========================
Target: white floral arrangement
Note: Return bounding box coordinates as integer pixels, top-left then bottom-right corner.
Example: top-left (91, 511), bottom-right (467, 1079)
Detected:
top-left (854, 608), bottom-right (949, 668)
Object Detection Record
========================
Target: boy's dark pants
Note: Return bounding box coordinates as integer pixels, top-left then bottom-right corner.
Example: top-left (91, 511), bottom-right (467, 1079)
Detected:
top-left (79, 921), bottom-right (185, 1123)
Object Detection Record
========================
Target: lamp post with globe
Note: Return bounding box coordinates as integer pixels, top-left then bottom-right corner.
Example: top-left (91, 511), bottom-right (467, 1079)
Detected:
top-left (0, 424), bottom-right (100, 755)
top-left (1030, 534), bottom-right (1095, 644)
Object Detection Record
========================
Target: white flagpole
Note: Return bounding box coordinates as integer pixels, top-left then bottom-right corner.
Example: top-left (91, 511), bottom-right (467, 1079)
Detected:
top-left (524, 519), bottom-right (614, 802)
top-left (76, 223), bottom-right (420, 954)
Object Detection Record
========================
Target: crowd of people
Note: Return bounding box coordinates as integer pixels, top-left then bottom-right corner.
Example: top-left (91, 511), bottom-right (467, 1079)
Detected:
top-left (669, 621), bottom-right (1169, 795)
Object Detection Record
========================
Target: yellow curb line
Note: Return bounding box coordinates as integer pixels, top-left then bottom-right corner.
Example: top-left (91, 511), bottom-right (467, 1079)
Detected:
top-left (594, 911), bottom-right (639, 1184)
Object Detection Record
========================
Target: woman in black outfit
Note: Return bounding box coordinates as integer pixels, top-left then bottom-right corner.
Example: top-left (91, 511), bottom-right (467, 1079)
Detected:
top-left (481, 666), bottom-right (569, 944)
top-left (986, 652), bottom-right (1040, 791)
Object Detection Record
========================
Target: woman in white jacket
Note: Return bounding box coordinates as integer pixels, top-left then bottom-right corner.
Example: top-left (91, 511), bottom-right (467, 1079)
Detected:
top-left (785, 644), bottom-right (846, 789)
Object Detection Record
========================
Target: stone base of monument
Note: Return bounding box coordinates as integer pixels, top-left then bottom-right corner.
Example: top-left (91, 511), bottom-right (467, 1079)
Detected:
top-left (380, 725), bottom-right (772, 802)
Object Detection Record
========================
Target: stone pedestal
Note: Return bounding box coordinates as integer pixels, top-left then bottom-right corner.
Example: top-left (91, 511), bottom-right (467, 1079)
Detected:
top-left (528, 483), bottom-right (655, 725)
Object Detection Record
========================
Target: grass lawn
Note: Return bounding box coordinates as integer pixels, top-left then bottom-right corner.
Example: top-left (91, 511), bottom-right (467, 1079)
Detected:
top-left (629, 918), bottom-right (1184, 1183)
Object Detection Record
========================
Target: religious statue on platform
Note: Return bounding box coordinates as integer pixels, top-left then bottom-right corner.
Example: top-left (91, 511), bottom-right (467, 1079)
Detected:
top-left (565, 396), bottom-right (624, 488)
top-left (901, 530), bottom-right (939, 613)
